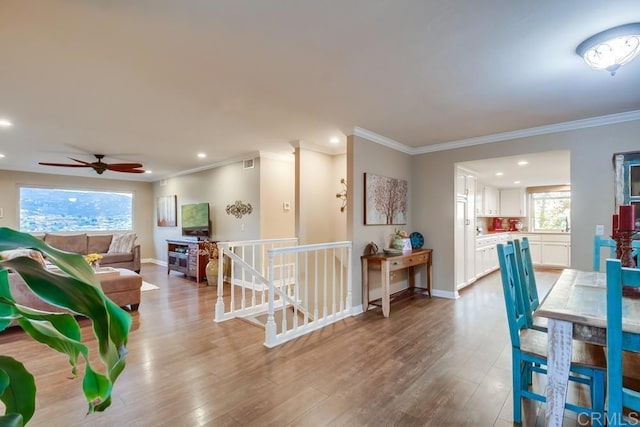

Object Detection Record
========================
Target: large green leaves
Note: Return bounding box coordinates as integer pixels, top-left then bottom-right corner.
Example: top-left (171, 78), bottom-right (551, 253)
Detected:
top-left (0, 356), bottom-right (35, 424)
top-left (0, 227), bottom-right (131, 425)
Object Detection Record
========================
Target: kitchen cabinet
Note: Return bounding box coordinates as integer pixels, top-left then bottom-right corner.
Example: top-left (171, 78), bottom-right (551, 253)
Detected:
top-left (476, 183), bottom-right (499, 216)
top-left (500, 188), bottom-right (527, 217)
top-left (474, 233), bottom-right (509, 279)
top-left (455, 168), bottom-right (476, 290)
top-left (540, 234), bottom-right (570, 267)
top-left (514, 233), bottom-right (569, 267)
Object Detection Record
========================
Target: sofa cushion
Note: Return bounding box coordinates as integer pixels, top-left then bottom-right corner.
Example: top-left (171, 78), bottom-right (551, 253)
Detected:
top-left (44, 233), bottom-right (88, 255)
top-left (108, 233), bottom-right (136, 254)
top-left (100, 252), bottom-right (133, 264)
top-left (88, 235), bottom-right (113, 254)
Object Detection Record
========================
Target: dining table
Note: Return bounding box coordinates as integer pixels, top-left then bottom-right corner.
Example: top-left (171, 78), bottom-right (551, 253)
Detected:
top-left (535, 268), bottom-right (640, 427)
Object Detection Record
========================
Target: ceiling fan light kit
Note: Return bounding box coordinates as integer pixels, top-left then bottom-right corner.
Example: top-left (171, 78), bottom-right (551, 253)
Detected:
top-left (39, 154), bottom-right (145, 175)
top-left (576, 23), bottom-right (640, 76)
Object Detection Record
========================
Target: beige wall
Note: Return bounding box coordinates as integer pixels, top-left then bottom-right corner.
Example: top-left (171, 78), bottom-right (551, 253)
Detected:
top-left (412, 119), bottom-right (640, 295)
top-left (152, 159), bottom-right (261, 261)
top-left (296, 147), bottom-right (346, 244)
top-left (332, 153), bottom-right (347, 241)
top-left (0, 170), bottom-right (154, 257)
top-left (347, 135), bottom-right (413, 307)
top-left (259, 156), bottom-right (295, 239)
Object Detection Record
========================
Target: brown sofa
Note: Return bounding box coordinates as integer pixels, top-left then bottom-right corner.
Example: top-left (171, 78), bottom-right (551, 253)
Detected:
top-left (43, 233), bottom-right (140, 273)
top-left (8, 268), bottom-right (142, 313)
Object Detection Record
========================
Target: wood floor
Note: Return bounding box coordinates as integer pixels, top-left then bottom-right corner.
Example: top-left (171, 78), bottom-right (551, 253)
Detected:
top-left (0, 264), bottom-right (588, 426)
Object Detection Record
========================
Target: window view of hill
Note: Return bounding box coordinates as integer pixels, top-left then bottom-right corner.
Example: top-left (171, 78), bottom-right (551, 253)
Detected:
top-left (20, 187), bottom-right (133, 232)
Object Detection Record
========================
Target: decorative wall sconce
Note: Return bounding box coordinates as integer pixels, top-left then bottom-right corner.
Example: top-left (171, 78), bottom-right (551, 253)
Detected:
top-left (336, 178), bottom-right (347, 212)
top-left (226, 200), bottom-right (253, 219)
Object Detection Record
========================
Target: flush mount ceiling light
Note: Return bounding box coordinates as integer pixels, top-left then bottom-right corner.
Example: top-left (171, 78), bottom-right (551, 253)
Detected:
top-left (576, 23), bottom-right (640, 76)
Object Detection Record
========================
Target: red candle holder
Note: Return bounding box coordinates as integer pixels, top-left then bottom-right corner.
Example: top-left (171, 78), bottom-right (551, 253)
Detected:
top-left (613, 229), bottom-right (640, 296)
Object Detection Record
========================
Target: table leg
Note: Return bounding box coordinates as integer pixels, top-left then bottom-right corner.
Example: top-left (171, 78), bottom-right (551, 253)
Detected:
top-left (426, 255), bottom-right (432, 297)
top-left (545, 318), bottom-right (573, 427)
top-left (381, 260), bottom-right (390, 317)
top-left (361, 258), bottom-right (369, 312)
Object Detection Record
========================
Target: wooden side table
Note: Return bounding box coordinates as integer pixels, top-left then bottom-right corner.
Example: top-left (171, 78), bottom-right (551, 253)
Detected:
top-left (361, 249), bottom-right (433, 317)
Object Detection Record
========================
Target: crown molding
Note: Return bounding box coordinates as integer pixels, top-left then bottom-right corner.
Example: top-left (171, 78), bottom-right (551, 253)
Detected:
top-left (290, 140), bottom-right (345, 156)
top-left (258, 150), bottom-right (295, 163)
top-left (352, 126), bottom-right (414, 154)
top-left (413, 109), bottom-right (640, 154)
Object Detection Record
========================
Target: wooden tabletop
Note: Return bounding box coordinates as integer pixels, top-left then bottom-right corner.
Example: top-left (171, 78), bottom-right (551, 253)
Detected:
top-left (536, 268), bottom-right (640, 336)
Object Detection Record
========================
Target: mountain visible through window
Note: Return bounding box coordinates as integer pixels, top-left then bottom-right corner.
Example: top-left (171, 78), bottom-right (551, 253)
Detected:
top-left (20, 187), bottom-right (133, 232)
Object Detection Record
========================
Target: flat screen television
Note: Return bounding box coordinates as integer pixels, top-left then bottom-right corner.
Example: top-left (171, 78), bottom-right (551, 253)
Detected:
top-left (181, 202), bottom-right (210, 238)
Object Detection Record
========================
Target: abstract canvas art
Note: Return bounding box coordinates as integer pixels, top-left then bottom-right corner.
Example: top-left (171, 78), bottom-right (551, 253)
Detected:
top-left (364, 173), bottom-right (408, 225)
top-left (157, 195), bottom-right (177, 227)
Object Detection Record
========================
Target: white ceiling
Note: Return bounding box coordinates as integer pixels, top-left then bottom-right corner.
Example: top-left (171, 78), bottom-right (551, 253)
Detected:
top-left (0, 1), bottom-right (639, 181)
top-left (459, 150), bottom-right (570, 189)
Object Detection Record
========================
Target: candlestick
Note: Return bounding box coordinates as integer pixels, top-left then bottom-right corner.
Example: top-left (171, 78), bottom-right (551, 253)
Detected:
top-left (619, 205), bottom-right (636, 231)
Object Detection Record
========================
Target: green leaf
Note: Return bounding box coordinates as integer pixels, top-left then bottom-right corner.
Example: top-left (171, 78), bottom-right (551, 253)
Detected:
top-left (0, 357), bottom-right (35, 424)
top-left (0, 413), bottom-right (24, 427)
top-left (0, 227), bottom-right (131, 418)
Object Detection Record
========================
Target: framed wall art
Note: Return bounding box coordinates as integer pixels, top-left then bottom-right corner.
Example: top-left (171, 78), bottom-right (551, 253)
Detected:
top-left (157, 195), bottom-right (177, 227)
top-left (364, 173), bottom-right (408, 225)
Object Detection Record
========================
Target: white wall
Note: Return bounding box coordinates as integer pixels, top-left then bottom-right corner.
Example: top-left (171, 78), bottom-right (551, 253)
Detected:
top-left (259, 156), bottom-right (295, 239)
top-left (152, 159), bottom-right (260, 261)
top-left (296, 147), bottom-right (346, 244)
top-left (412, 119), bottom-right (640, 295)
top-left (347, 135), bottom-right (413, 306)
top-left (0, 170), bottom-right (154, 257)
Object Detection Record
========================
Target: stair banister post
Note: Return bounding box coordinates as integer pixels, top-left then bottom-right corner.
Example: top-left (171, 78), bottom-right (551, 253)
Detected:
top-left (264, 249), bottom-right (277, 347)
top-left (214, 242), bottom-right (227, 322)
top-left (347, 244), bottom-right (353, 313)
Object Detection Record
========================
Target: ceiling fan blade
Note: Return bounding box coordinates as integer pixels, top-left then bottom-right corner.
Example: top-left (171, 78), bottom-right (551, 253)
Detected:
top-left (106, 164), bottom-right (145, 173)
top-left (38, 162), bottom-right (92, 168)
top-left (106, 162), bottom-right (144, 169)
top-left (112, 168), bottom-right (146, 174)
top-left (68, 157), bottom-right (95, 166)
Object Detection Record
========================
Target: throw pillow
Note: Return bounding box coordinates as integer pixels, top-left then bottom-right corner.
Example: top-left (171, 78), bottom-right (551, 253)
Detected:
top-left (108, 233), bottom-right (137, 254)
top-left (0, 249), bottom-right (46, 267)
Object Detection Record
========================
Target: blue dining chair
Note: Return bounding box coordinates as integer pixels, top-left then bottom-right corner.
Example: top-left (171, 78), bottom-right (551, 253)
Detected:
top-left (593, 235), bottom-right (640, 272)
top-left (606, 258), bottom-right (640, 426)
top-left (497, 242), bottom-right (606, 425)
top-left (513, 238), bottom-right (546, 331)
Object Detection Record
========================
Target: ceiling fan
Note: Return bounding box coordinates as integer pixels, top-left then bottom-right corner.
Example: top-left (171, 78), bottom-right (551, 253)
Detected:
top-left (39, 154), bottom-right (145, 175)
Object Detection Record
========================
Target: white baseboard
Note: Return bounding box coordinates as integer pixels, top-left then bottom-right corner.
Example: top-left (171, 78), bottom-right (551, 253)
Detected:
top-left (351, 304), bottom-right (364, 315)
top-left (143, 258), bottom-right (165, 266)
top-left (431, 289), bottom-right (459, 299)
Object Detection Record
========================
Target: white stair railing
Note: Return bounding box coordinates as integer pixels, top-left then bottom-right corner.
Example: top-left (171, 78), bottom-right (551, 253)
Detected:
top-left (264, 241), bottom-right (352, 348)
top-left (214, 238), bottom-right (353, 348)
top-left (215, 238), bottom-right (298, 322)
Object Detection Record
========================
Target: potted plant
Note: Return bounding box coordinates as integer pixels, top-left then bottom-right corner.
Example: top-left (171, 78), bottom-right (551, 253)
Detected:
top-left (0, 227), bottom-right (131, 426)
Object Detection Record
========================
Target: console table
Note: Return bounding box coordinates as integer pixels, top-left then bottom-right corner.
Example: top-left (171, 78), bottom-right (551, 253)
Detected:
top-left (166, 240), bottom-right (208, 282)
top-left (361, 249), bottom-right (433, 317)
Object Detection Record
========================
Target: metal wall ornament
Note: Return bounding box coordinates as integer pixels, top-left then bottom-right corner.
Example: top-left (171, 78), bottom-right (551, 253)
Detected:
top-left (226, 200), bottom-right (253, 218)
top-left (336, 178), bottom-right (347, 212)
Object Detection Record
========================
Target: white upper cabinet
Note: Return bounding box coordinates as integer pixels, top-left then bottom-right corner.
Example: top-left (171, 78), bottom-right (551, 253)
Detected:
top-left (476, 184), bottom-right (499, 216)
top-left (500, 188), bottom-right (527, 217)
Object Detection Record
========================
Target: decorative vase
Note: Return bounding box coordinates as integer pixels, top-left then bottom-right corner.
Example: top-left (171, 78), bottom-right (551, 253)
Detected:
top-left (391, 237), bottom-right (404, 250)
top-left (205, 258), bottom-right (219, 286)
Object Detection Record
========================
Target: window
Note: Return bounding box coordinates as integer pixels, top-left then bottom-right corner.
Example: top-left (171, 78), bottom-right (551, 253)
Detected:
top-left (530, 189), bottom-right (571, 231)
top-left (20, 187), bottom-right (133, 233)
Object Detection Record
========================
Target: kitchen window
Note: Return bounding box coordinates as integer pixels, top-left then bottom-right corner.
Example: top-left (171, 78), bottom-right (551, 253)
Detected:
top-left (529, 186), bottom-right (571, 232)
top-left (19, 186), bottom-right (133, 233)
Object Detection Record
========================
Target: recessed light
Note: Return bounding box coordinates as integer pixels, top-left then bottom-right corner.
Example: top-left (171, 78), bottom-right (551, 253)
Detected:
top-left (514, 180), bottom-right (521, 184)
top-left (495, 172), bottom-right (504, 176)
top-left (0, 119), bottom-right (13, 128)
top-left (330, 137), bottom-right (340, 144)
top-left (197, 153), bottom-right (206, 158)
top-left (517, 161), bottom-right (529, 166)
top-left (0, 154), bottom-right (5, 158)
top-left (145, 170), bottom-right (152, 174)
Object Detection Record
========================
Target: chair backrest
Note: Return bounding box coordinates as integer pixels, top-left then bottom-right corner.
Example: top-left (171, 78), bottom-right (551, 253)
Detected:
top-left (606, 258), bottom-right (640, 422)
top-left (594, 235), bottom-right (640, 272)
top-left (593, 235), bottom-right (617, 272)
top-left (513, 237), bottom-right (539, 328)
top-left (497, 242), bottom-right (527, 348)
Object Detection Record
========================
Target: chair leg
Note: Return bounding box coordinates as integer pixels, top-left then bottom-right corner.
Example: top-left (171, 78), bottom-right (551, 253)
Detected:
top-left (513, 350), bottom-right (523, 424)
top-left (590, 369), bottom-right (606, 427)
